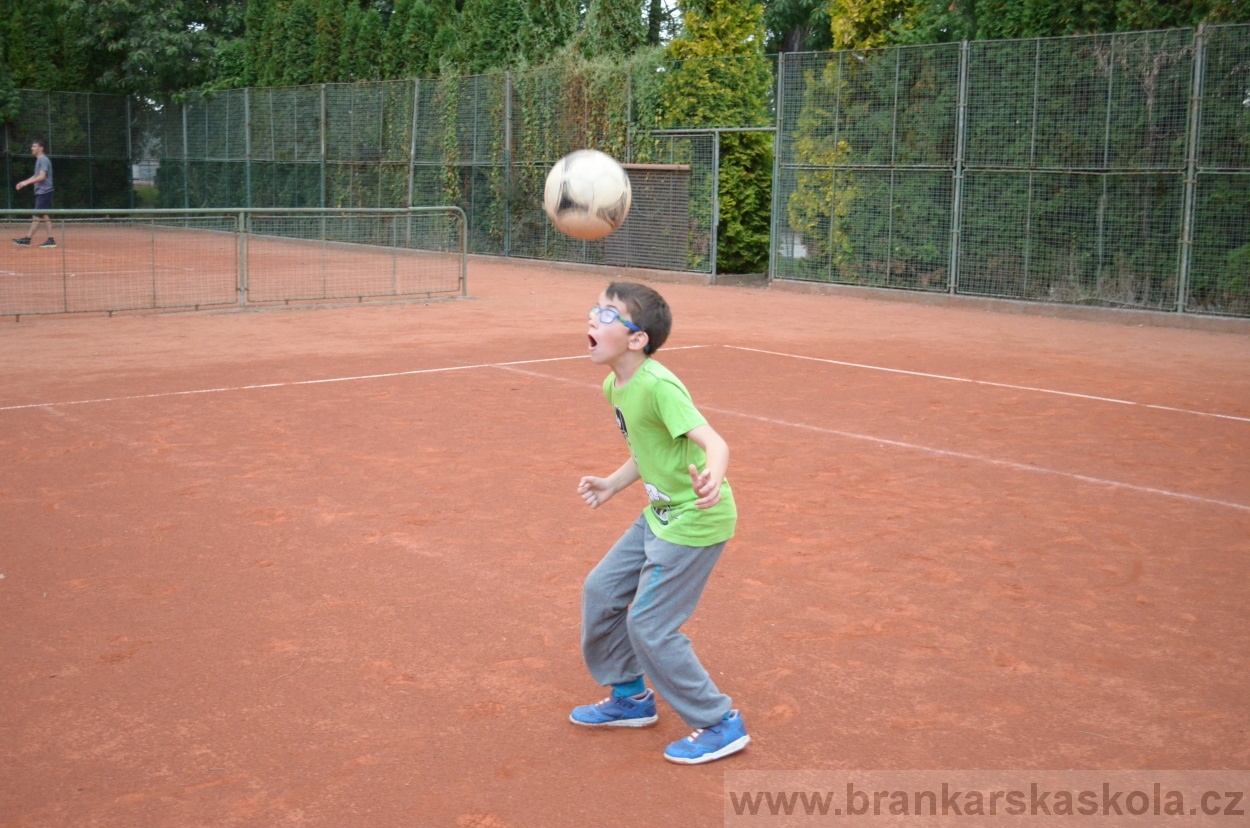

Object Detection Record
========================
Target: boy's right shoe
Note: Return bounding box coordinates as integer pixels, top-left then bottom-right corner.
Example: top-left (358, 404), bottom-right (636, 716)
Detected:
top-left (38, 237), bottom-right (56, 248)
top-left (13, 237), bottom-right (30, 246)
top-left (569, 689), bottom-right (658, 727)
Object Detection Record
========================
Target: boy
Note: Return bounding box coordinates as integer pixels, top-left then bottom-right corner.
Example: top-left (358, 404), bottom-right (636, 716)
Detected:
top-left (571, 281), bottom-right (749, 765)
top-left (13, 139), bottom-right (56, 249)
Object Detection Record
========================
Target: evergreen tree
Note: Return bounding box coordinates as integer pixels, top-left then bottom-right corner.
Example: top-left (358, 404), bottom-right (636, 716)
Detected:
top-left (355, 5), bottom-right (385, 80)
top-left (430, 22), bottom-right (463, 75)
top-left (663, 0), bottom-right (774, 272)
top-left (460, 0), bottom-right (528, 74)
top-left (340, 2), bottom-right (364, 80)
top-left (314, 0), bottom-right (346, 82)
top-left (245, 0), bottom-right (271, 86)
top-left (383, 0), bottom-right (415, 77)
top-left (828, 0), bottom-right (918, 49)
top-left (402, 0), bottom-right (439, 76)
top-left (205, 38), bottom-right (252, 89)
top-left (5, 0), bottom-right (95, 91)
top-left (581, 0), bottom-right (646, 56)
top-left (0, 61), bottom-right (21, 125)
top-left (256, 0), bottom-right (290, 86)
top-left (662, 0), bottom-right (772, 125)
top-left (282, 0), bottom-right (320, 85)
top-left (525, 0), bottom-right (580, 65)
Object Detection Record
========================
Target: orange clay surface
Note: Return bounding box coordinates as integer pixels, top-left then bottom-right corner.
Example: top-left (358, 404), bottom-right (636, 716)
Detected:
top-left (2, 258), bottom-right (1248, 827)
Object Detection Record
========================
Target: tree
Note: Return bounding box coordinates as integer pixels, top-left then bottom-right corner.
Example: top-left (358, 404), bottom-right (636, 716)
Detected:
top-left (355, 5), bottom-right (385, 81)
top-left (0, 61), bottom-right (20, 125)
top-left (67, 0), bottom-right (245, 97)
top-left (282, 0), bottom-right (320, 85)
top-left (340, 2), bottom-right (382, 81)
top-left (764, 0), bottom-right (832, 53)
top-left (313, 0), bottom-right (346, 82)
top-left (663, 0), bottom-right (774, 272)
top-left (525, 0), bottom-right (580, 64)
top-left (460, 0), bottom-right (528, 73)
top-left (383, 0), bottom-right (414, 77)
top-left (402, 0), bottom-right (439, 76)
top-left (580, 0), bottom-right (646, 57)
top-left (827, 0), bottom-right (918, 49)
top-left (4, 0), bottom-right (96, 91)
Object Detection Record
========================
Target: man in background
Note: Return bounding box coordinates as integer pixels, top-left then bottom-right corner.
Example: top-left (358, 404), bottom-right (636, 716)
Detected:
top-left (13, 138), bottom-right (55, 248)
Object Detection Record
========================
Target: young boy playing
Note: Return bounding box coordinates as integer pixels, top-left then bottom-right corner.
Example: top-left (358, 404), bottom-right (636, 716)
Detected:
top-left (570, 281), bottom-right (749, 765)
top-left (13, 139), bottom-right (56, 249)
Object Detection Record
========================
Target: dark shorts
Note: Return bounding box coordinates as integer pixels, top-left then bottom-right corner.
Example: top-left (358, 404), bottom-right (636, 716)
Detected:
top-left (34, 191), bottom-right (53, 211)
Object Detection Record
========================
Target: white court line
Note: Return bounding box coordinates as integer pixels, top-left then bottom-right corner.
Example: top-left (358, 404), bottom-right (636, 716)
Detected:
top-left (701, 405), bottom-right (1250, 514)
top-left (491, 361), bottom-right (1250, 514)
top-left (728, 345), bottom-right (1250, 424)
top-left (5, 343), bottom-right (1244, 512)
top-left (0, 345), bottom-right (709, 413)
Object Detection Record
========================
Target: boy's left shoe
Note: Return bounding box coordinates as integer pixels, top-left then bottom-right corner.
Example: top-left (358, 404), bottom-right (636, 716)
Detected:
top-left (38, 238), bottom-right (56, 248)
top-left (664, 709), bottom-right (750, 764)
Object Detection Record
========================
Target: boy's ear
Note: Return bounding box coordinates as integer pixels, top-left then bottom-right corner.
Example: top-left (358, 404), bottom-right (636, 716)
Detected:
top-left (628, 330), bottom-right (650, 354)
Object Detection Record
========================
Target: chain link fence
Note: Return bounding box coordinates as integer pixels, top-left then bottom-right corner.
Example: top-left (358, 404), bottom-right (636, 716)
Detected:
top-left (3, 25), bottom-right (1246, 316)
top-left (0, 207), bottom-right (465, 317)
top-left (3, 90), bottom-right (133, 211)
top-left (774, 24), bottom-right (1250, 316)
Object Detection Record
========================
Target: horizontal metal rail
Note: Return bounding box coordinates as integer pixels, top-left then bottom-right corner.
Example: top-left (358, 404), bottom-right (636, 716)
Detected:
top-left (0, 207), bottom-right (467, 317)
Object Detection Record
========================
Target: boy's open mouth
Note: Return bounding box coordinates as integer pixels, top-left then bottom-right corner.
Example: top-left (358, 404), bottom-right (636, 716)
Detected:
top-left (588, 334), bottom-right (598, 347)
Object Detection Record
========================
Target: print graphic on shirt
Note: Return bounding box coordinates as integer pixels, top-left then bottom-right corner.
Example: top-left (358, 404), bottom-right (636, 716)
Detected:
top-left (644, 482), bottom-right (672, 525)
top-left (614, 406), bottom-right (629, 443)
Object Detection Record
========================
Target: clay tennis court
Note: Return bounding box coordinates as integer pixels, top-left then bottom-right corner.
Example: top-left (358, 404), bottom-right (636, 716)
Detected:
top-left (2, 259), bottom-right (1248, 827)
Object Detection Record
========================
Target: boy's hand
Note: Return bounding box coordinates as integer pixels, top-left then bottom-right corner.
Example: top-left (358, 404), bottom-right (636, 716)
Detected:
top-left (578, 476), bottom-right (615, 509)
top-left (689, 464), bottom-right (722, 509)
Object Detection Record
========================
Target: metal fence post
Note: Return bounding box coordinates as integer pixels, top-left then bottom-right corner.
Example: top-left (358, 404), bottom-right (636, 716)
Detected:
top-left (238, 210), bottom-right (248, 307)
top-left (886, 46), bottom-right (902, 285)
top-left (408, 79), bottom-right (419, 210)
top-left (768, 51), bottom-right (785, 282)
top-left (504, 71), bottom-right (512, 258)
top-left (4, 121), bottom-right (10, 210)
top-left (626, 70), bottom-right (634, 164)
top-left (710, 129), bottom-right (720, 280)
top-left (408, 79), bottom-right (420, 246)
top-left (948, 40), bottom-right (970, 294)
top-left (181, 103), bottom-right (190, 210)
top-left (1096, 36), bottom-right (1116, 288)
top-left (1022, 38), bottom-right (1042, 296)
top-left (244, 88), bottom-right (253, 209)
top-left (86, 94), bottom-right (95, 207)
top-left (320, 84), bottom-right (328, 209)
top-left (125, 97), bottom-right (134, 209)
top-left (1177, 25), bottom-right (1205, 314)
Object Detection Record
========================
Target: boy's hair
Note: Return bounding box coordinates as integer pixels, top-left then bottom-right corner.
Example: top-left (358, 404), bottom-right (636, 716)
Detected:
top-left (32, 138), bottom-right (47, 151)
top-left (605, 281), bottom-right (671, 354)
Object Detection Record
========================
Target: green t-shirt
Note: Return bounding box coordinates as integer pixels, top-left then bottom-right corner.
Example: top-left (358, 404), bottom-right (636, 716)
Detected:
top-left (604, 359), bottom-right (736, 546)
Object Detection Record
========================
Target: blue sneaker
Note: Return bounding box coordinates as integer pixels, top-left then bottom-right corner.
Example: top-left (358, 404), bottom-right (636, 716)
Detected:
top-left (570, 689), bottom-right (658, 727)
top-left (664, 710), bottom-right (750, 764)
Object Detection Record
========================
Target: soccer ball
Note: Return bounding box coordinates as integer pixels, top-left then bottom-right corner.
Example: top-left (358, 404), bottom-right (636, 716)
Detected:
top-left (543, 150), bottom-right (632, 241)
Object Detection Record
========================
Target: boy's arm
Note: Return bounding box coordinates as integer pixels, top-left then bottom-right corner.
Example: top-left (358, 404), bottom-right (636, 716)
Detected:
top-left (577, 456), bottom-right (640, 509)
top-left (685, 424), bottom-right (729, 509)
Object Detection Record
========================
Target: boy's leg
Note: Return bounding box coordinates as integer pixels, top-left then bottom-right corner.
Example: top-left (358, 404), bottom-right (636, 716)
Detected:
top-left (580, 514), bottom-right (649, 688)
top-left (625, 526), bottom-right (731, 729)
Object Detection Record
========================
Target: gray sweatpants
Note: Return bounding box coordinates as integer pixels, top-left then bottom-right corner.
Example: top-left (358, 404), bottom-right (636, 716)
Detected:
top-left (581, 513), bottom-right (731, 729)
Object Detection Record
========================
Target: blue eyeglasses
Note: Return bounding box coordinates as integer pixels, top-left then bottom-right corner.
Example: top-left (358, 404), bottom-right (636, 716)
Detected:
top-left (589, 305), bottom-right (642, 333)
